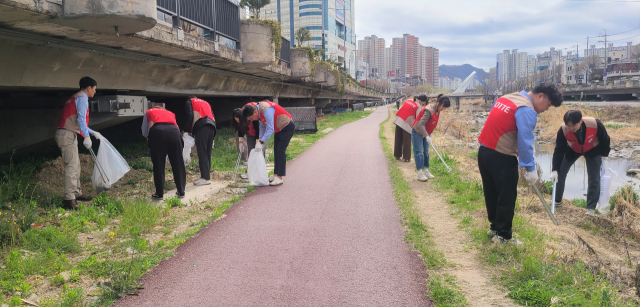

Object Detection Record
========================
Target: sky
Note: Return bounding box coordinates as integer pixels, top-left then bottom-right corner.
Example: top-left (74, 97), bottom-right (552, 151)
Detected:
top-left (354, 0), bottom-right (640, 70)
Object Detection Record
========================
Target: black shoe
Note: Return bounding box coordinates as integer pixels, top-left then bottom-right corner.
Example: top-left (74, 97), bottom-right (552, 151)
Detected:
top-left (176, 191), bottom-right (185, 198)
top-left (151, 193), bottom-right (163, 199)
top-left (63, 199), bottom-right (79, 210)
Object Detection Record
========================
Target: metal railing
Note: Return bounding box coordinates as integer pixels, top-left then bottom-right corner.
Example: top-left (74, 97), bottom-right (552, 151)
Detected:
top-left (157, 0), bottom-right (240, 48)
top-left (279, 38), bottom-right (291, 68)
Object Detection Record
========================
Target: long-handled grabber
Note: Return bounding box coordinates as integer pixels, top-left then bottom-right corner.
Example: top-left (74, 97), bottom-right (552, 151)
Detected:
top-left (551, 179), bottom-right (557, 214)
top-left (532, 184), bottom-right (559, 226)
top-left (232, 151), bottom-right (242, 182)
top-left (88, 147), bottom-right (109, 184)
top-left (428, 141), bottom-right (452, 172)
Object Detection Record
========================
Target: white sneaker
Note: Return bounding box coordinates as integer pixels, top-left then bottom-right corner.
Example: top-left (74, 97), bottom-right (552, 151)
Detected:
top-left (269, 176), bottom-right (284, 186)
top-left (194, 178), bottom-right (211, 186)
top-left (269, 174), bottom-right (275, 182)
top-left (585, 209), bottom-right (595, 216)
top-left (240, 173), bottom-right (248, 179)
top-left (491, 235), bottom-right (523, 246)
top-left (417, 170), bottom-right (428, 182)
top-left (422, 168), bottom-right (435, 179)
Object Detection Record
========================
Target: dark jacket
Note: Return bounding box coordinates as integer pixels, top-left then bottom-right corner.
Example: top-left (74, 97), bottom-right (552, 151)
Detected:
top-left (184, 99), bottom-right (216, 135)
top-left (552, 119), bottom-right (611, 171)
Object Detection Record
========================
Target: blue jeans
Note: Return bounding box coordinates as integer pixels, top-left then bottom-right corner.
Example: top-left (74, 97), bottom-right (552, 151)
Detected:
top-left (411, 129), bottom-right (430, 171)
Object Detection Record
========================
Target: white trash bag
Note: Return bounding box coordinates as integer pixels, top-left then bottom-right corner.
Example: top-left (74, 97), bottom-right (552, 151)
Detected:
top-left (597, 167), bottom-right (612, 215)
top-left (92, 138), bottom-right (131, 194)
top-left (247, 148), bottom-right (269, 186)
top-left (182, 133), bottom-right (195, 165)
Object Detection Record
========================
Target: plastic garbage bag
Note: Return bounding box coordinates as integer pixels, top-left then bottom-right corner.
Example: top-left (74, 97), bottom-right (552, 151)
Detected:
top-left (597, 167), bottom-right (612, 215)
top-left (183, 133), bottom-right (195, 165)
top-left (247, 148), bottom-right (269, 186)
top-left (92, 138), bottom-right (130, 194)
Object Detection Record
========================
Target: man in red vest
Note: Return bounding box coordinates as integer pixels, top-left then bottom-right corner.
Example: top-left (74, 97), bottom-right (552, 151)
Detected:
top-left (477, 83), bottom-right (563, 245)
top-left (142, 104), bottom-right (186, 199)
top-left (394, 95), bottom-right (427, 162)
top-left (183, 96), bottom-right (217, 186)
top-left (242, 100), bottom-right (295, 186)
top-left (55, 77), bottom-right (102, 209)
top-left (550, 110), bottom-right (610, 216)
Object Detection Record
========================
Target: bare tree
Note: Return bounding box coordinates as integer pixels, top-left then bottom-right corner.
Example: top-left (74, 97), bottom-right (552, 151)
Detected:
top-left (582, 55), bottom-right (601, 83)
top-left (630, 44), bottom-right (640, 70)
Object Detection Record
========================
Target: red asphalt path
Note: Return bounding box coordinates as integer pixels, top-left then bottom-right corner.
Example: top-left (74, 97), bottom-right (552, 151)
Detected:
top-left (116, 107), bottom-right (430, 306)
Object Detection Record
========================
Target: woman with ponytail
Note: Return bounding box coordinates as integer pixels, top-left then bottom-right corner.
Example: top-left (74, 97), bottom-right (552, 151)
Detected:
top-left (394, 94), bottom-right (428, 162)
top-left (411, 94), bottom-right (451, 181)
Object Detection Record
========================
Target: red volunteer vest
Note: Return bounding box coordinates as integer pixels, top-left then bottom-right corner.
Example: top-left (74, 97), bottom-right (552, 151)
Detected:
top-left (477, 93), bottom-right (534, 157)
top-left (412, 105), bottom-right (440, 135)
top-left (245, 102), bottom-right (257, 137)
top-left (395, 99), bottom-right (418, 122)
top-left (57, 94), bottom-right (90, 136)
top-left (258, 100), bottom-right (292, 133)
top-left (190, 98), bottom-right (215, 132)
top-left (146, 108), bottom-right (177, 134)
top-left (562, 117), bottom-right (599, 153)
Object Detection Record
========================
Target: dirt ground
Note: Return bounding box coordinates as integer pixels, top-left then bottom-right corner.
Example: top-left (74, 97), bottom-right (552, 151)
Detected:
top-left (418, 103), bottom-right (640, 304)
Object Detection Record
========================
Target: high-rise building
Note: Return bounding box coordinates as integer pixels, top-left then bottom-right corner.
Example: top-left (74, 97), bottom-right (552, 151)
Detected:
top-left (357, 35), bottom-right (385, 79)
top-left (263, 0), bottom-right (356, 76)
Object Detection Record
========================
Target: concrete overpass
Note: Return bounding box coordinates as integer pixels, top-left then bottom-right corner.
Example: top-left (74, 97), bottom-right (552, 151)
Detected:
top-left (0, 0), bottom-right (395, 155)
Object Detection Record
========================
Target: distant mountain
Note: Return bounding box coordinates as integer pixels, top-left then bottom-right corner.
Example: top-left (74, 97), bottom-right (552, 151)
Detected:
top-left (439, 64), bottom-right (488, 80)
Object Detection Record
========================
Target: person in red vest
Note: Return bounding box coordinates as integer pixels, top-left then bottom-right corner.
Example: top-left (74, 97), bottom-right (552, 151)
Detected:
top-left (477, 83), bottom-right (563, 245)
top-left (242, 100), bottom-right (295, 186)
top-left (242, 102), bottom-right (265, 158)
top-left (142, 104), bottom-right (186, 199)
top-left (550, 110), bottom-right (610, 216)
top-left (183, 96), bottom-right (217, 186)
top-left (394, 95), bottom-right (428, 162)
top-left (411, 94), bottom-right (451, 181)
top-left (55, 76), bottom-right (102, 209)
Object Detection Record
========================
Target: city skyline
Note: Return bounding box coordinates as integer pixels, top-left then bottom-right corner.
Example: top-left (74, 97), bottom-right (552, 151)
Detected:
top-left (354, 0), bottom-right (640, 69)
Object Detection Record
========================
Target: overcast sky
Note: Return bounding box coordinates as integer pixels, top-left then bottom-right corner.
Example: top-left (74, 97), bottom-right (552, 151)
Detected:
top-left (354, 0), bottom-right (640, 70)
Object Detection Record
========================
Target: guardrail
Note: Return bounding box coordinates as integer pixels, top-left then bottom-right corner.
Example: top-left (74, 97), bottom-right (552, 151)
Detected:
top-left (157, 0), bottom-right (241, 48)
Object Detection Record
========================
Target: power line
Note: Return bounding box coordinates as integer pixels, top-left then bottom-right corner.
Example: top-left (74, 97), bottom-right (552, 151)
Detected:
top-left (602, 26), bottom-right (640, 37)
top-left (605, 33), bottom-right (640, 43)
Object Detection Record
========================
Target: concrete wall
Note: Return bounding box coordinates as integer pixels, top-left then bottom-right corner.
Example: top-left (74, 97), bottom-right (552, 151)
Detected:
top-left (59, 0), bottom-right (157, 34)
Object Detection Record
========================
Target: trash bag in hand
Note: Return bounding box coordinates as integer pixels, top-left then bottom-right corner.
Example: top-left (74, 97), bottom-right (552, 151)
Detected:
top-left (247, 148), bottom-right (269, 186)
top-left (91, 137), bottom-right (130, 194)
top-left (182, 133), bottom-right (195, 166)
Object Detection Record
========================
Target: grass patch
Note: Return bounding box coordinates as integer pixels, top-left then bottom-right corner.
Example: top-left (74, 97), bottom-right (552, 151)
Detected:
top-left (425, 147), bottom-right (633, 306)
top-left (20, 227), bottom-right (80, 254)
top-left (378, 108), bottom-right (465, 304)
top-left (428, 274), bottom-right (468, 307)
top-left (572, 198), bottom-right (587, 208)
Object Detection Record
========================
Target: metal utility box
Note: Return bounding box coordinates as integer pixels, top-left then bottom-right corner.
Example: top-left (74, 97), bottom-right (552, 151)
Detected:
top-left (89, 95), bottom-right (149, 130)
top-left (284, 107), bottom-right (317, 133)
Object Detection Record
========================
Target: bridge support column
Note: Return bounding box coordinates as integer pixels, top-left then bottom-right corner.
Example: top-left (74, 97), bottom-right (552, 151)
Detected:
top-left (453, 97), bottom-right (460, 110)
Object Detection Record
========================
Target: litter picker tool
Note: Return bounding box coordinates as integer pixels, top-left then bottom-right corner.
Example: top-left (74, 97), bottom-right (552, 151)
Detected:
top-left (428, 141), bottom-right (452, 172)
top-left (532, 184), bottom-right (559, 226)
top-left (232, 151), bottom-right (242, 182)
top-left (551, 179), bottom-right (557, 214)
top-left (88, 147), bottom-right (109, 185)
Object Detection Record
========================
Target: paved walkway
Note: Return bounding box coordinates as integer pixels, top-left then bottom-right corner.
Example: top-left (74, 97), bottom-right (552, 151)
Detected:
top-left (116, 107), bottom-right (430, 306)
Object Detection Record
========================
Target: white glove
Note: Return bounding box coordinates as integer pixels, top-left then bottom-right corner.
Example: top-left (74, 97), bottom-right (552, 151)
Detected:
top-left (183, 132), bottom-right (190, 138)
top-left (525, 169), bottom-right (539, 185)
top-left (425, 135), bottom-right (432, 144)
top-left (92, 132), bottom-right (102, 140)
top-left (255, 141), bottom-right (263, 153)
top-left (549, 171), bottom-right (558, 183)
top-left (83, 136), bottom-right (92, 149)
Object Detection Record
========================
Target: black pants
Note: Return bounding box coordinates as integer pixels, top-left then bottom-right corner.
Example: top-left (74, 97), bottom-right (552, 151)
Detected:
top-left (274, 121), bottom-right (295, 176)
top-left (194, 125), bottom-right (216, 180)
top-left (394, 125), bottom-right (412, 161)
top-left (555, 154), bottom-right (601, 210)
top-left (478, 146), bottom-right (519, 240)
top-left (148, 124), bottom-right (186, 196)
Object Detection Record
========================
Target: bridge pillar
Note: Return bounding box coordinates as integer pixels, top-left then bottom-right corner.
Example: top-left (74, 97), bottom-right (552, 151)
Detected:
top-left (453, 96), bottom-right (460, 110)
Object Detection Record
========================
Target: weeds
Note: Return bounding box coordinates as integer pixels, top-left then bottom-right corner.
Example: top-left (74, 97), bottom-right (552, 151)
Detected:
top-left (428, 274), bottom-right (468, 307)
top-left (20, 227), bottom-right (79, 254)
top-left (119, 197), bottom-right (163, 238)
top-left (165, 196), bottom-right (182, 208)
